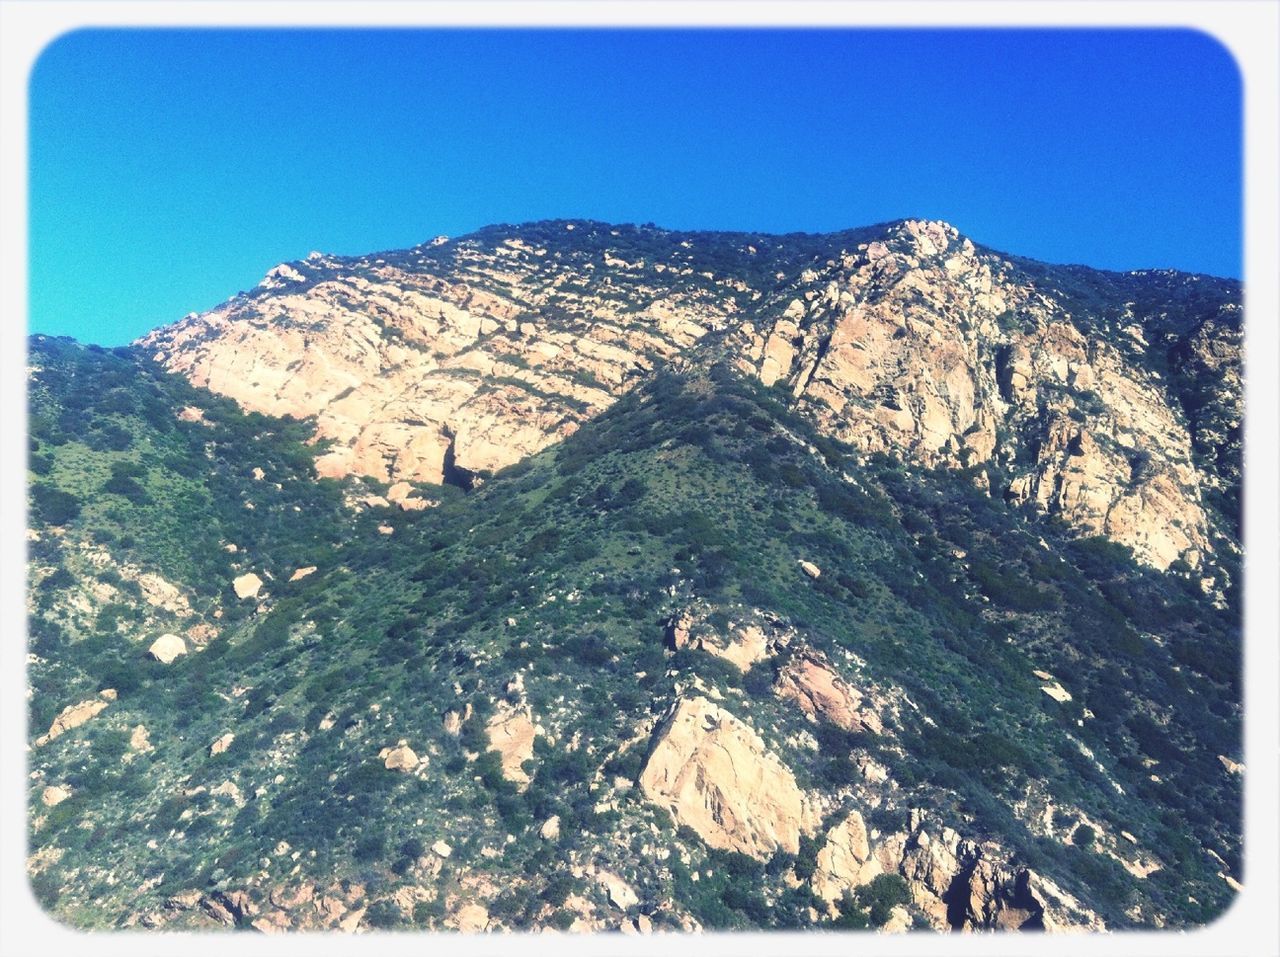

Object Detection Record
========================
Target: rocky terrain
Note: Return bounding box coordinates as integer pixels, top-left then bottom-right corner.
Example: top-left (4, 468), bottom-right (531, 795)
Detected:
top-left (27, 220), bottom-right (1243, 935)
top-left (139, 219), bottom-right (1240, 575)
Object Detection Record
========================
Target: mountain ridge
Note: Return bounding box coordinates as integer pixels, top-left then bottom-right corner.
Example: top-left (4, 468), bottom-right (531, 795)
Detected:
top-left (136, 217), bottom-right (1241, 575)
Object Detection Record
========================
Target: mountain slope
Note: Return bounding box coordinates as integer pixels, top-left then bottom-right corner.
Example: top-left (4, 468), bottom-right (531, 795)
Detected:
top-left (26, 333), bottom-right (1242, 933)
top-left (136, 219), bottom-right (1241, 575)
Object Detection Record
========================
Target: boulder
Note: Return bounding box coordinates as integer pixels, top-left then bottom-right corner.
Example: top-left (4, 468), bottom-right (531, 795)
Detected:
top-left (798, 560), bottom-right (822, 579)
top-left (210, 732), bottom-right (236, 756)
top-left (638, 696), bottom-right (813, 859)
top-left (431, 840), bottom-right (452, 858)
top-left (598, 871), bottom-right (639, 910)
top-left (486, 702), bottom-right (538, 788)
top-left (233, 572), bottom-right (263, 600)
top-left (379, 743), bottom-right (420, 772)
top-left (130, 724), bottom-right (153, 753)
top-left (41, 785), bottom-right (72, 807)
top-left (148, 633), bottom-right (188, 664)
top-left (1040, 683), bottom-right (1072, 703)
top-left (289, 566), bottom-right (317, 582)
top-left (539, 815), bottom-right (561, 841)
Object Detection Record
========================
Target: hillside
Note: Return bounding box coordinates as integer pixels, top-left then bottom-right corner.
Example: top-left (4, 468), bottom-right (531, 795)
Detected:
top-left (26, 219), bottom-right (1243, 934)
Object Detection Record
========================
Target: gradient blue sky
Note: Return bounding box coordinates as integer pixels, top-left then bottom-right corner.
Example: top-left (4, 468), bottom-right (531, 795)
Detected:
top-left (30, 28), bottom-right (1241, 346)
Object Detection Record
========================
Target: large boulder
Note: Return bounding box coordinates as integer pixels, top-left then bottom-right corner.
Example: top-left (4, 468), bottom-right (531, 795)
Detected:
top-left (147, 633), bottom-right (188, 664)
top-left (379, 742), bottom-right (420, 772)
top-left (233, 572), bottom-right (263, 600)
top-left (638, 696), bottom-right (813, 859)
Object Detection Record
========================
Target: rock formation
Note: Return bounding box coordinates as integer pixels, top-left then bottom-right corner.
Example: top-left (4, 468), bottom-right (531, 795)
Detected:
top-left (638, 696), bottom-right (814, 859)
top-left (138, 219), bottom-right (1240, 570)
top-left (147, 633), bottom-right (188, 664)
top-left (485, 702), bottom-right (538, 788)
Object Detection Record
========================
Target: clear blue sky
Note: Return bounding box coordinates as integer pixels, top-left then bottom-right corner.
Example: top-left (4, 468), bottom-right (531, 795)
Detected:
top-left (30, 28), bottom-right (1241, 346)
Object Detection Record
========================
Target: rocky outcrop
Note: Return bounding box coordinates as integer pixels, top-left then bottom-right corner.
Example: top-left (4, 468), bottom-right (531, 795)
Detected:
top-left (451, 902), bottom-right (490, 933)
top-left (638, 696), bottom-right (814, 859)
top-left (233, 573), bottom-right (263, 600)
top-left (41, 785), bottom-right (72, 807)
top-left (35, 694), bottom-right (110, 746)
top-left (147, 633), bottom-right (188, 664)
top-left (665, 612), bottom-right (772, 672)
top-left (139, 227), bottom-right (737, 488)
top-left (726, 220), bottom-right (1224, 570)
top-left (209, 732), bottom-right (235, 756)
top-left (485, 702), bottom-right (538, 788)
top-left (811, 810), bottom-right (878, 906)
top-left (379, 742), bottom-right (420, 772)
top-left (140, 219), bottom-right (1237, 570)
top-left (774, 645), bottom-right (879, 735)
top-left (862, 811), bottom-right (1103, 932)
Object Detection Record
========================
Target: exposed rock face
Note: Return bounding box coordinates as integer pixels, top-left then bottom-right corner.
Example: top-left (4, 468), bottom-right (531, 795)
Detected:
top-left (638, 696), bottom-right (813, 860)
top-left (598, 871), bottom-right (639, 910)
top-left (664, 612), bottom-right (772, 672)
top-left (774, 645), bottom-right (877, 734)
top-left (288, 566), bottom-right (317, 582)
top-left (811, 810), bottom-right (878, 906)
top-left (36, 696), bottom-right (109, 745)
top-left (452, 902), bottom-right (490, 933)
top-left (485, 702), bottom-right (537, 788)
top-left (859, 812), bottom-right (1104, 932)
top-left (147, 633), bottom-right (188, 664)
top-left (139, 220), bottom-right (1238, 571)
top-left (139, 229), bottom-right (736, 489)
top-left (727, 220), bottom-right (1225, 570)
top-left (233, 573), bottom-right (263, 600)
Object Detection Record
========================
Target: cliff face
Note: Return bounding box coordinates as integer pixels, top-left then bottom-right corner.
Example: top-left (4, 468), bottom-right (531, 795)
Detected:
top-left (138, 219), bottom-right (1240, 572)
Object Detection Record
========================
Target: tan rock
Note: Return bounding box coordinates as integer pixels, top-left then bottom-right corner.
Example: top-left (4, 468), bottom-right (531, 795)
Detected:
top-left (798, 560), bottom-right (822, 579)
top-left (1040, 683), bottom-right (1072, 704)
top-left (598, 871), bottom-right (639, 910)
top-left (638, 696), bottom-right (812, 859)
top-left (41, 785), bottom-right (72, 807)
top-left (148, 633), bottom-right (188, 664)
top-left (774, 645), bottom-right (874, 734)
top-left (486, 702), bottom-right (537, 788)
top-left (811, 810), bottom-right (878, 904)
top-left (379, 743), bottom-right (420, 772)
top-left (431, 840), bottom-right (452, 858)
top-left (37, 697), bottom-right (108, 745)
top-left (1217, 754), bottom-right (1244, 775)
top-left (289, 566), bottom-right (317, 582)
top-left (233, 572), bottom-right (263, 600)
top-left (210, 732), bottom-right (236, 756)
top-left (130, 724), bottom-right (153, 753)
top-left (539, 816), bottom-right (561, 841)
top-left (452, 902), bottom-right (489, 933)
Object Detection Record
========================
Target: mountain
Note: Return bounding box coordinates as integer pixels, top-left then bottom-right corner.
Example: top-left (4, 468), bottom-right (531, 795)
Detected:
top-left (26, 219), bottom-right (1242, 934)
